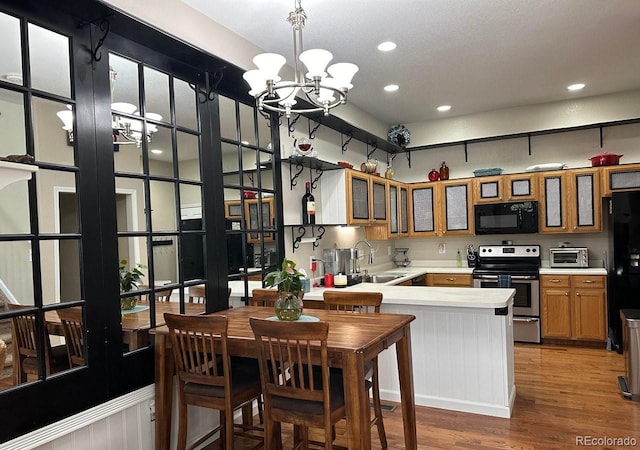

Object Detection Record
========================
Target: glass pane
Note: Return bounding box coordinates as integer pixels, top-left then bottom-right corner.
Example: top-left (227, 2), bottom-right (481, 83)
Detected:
top-left (37, 170), bottom-right (77, 233)
top-left (512, 179), bottom-right (530, 197)
top-left (109, 54), bottom-right (140, 112)
top-left (256, 151), bottom-right (273, 190)
top-left (257, 113), bottom-right (271, 150)
top-left (239, 103), bottom-right (256, 146)
top-left (150, 180), bottom-right (176, 232)
top-left (115, 177), bottom-right (147, 232)
top-left (0, 88), bottom-right (26, 157)
top-left (545, 178), bottom-right (562, 227)
top-left (576, 174), bottom-right (594, 226)
top-left (28, 24), bottom-right (70, 97)
top-left (177, 131), bottom-right (200, 182)
top-left (0, 179), bottom-right (30, 234)
top-left (445, 185), bottom-right (468, 231)
top-left (389, 185), bottom-right (398, 233)
top-left (143, 67), bottom-right (170, 123)
top-left (241, 147), bottom-right (257, 187)
top-left (219, 95), bottom-right (237, 140)
top-left (481, 182), bottom-right (498, 198)
top-left (113, 116), bottom-right (143, 173)
top-left (222, 141), bottom-right (240, 183)
top-left (148, 125), bottom-right (173, 177)
top-left (32, 97), bottom-right (74, 165)
top-left (400, 188), bottom-right (408, 233)
top-left (0, 240), bottom-right (34, 305)
top-left (40, 239), bottom-right (81, 305)
top-left (54, 305), bottom-right (86, 369)
top-left (413, 188), bottom-right (434, 232)
top-left (174, 78), bottom-right (197, 130)
top-left (118, 236), bottom-right (148, 293)
top-left (180, 233), bottom-right (204, 282)
top-left (153, 236), bottom-right (178, 284)
top-left (0, 12), bottom-right (22, 86)
top-left (227, 229), bottom-right (248, 275)
top-left (179, 184), bottom-right (202, 219)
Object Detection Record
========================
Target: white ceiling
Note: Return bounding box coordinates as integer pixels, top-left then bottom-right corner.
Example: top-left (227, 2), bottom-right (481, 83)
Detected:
top-left (183, 0), bottom-right (640, 126)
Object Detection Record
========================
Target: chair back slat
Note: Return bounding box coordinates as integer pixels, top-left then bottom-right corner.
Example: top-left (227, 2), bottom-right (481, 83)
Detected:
top-left (56, 307), bottom-right (85, 366)
top-left (323, 291), bottom-right (382, 313)
top-left (165, 313), bottom-right (228, 389)
top-left (187, 285), bottom-right (206, 304)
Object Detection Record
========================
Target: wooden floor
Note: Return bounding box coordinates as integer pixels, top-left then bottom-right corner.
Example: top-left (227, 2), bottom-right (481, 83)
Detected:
top-left (207, 343), bottom-right (640, 449)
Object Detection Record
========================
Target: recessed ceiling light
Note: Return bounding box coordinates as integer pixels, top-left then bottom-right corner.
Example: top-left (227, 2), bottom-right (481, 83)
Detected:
top-left (437, 105), bottom-right (451, 112)
top-left (241, 140), bottom-right (250, 146)
top-left (1, 72), bottom-right (23, 84)
top-left (384, 84), bottom-right (399, 92)
top-left (150, 149), bottom-right (163, 154)
top-left (567, 83), bottom-right (585, 91)
top-left (377, 41), bottom-right (397, 52)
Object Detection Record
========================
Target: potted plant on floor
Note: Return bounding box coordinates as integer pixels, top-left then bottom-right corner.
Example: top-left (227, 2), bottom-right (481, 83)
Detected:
top-left (119, 259), bottom-right (145, 310)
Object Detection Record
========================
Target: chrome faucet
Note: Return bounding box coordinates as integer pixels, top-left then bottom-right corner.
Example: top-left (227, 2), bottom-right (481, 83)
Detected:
top-left (354, 240), bottom-right (374, 266)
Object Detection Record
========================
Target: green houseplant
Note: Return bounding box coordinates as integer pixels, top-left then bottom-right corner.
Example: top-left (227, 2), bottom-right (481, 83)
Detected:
top-left (119, 259), bottom-right (145, 310)
top-left (264, 259), bottom-right (304, 320)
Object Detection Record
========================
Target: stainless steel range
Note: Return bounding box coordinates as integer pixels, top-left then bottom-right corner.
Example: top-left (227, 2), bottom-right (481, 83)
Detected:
top-left (473, 244), bottom-right (541, 343)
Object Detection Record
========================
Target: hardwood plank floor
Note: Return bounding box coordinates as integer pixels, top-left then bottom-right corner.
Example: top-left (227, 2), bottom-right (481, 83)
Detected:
top-left (207, 343), bottom-right (640, 449)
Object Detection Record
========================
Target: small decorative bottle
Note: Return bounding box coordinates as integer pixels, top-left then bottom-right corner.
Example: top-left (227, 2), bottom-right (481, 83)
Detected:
top-left (385, 163), bottom-right (394, 179)
top-left (439, 161), bottom-right (449, 180)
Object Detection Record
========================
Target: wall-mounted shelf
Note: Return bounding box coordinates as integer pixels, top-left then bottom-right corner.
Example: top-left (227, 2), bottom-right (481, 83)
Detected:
top-left (282, 157), bottom-right (343, 190)
top-left (287, 224), bottom-right (328, 252)
top-left (0, 161), bottom-right (38, 191)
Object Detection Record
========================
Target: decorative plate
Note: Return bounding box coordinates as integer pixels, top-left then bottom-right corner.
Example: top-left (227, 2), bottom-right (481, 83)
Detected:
top-left (525, 163), bottom-right (567, 172)
top-left (266, 314), bottom-right (320, 322)
top-left (473, 168), bottom-right (503, 177)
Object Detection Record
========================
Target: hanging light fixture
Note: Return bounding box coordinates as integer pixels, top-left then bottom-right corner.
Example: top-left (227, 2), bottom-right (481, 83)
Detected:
top-left (243, 0), bottom-right (358, 118)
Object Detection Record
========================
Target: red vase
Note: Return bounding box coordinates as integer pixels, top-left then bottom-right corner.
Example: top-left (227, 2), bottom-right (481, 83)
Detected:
top-left (428, 169), bottom-right (440, 181)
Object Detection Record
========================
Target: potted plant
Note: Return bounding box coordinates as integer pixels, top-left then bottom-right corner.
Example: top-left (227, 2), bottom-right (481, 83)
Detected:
top-left (264, 259), bottom-right (304, 321)
top-left (119, 259), bottom-right (145, 310)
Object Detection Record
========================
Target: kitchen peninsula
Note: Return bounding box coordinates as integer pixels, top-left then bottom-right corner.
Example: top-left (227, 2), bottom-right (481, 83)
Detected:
top-left (304, 279), bottom-right (516, 418)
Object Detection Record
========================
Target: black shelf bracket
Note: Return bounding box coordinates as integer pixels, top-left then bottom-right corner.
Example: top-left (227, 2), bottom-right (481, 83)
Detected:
top-left (288, 114), bottom-right (301, 135)
top-left (80, 16), bottom-right (112, 63)
top-left (289, 159), bottom-right (305, 190)
top-left (599, 126), bottom-right (604, 148)
top-left (464, 142), bottom-right (468, 163)
top-left (341, 134), bottom-right (353, 153)
top-left (292, 226), bottom-right (306, 252)
top-left (527, 134), bottom-right (532, 156)
top-left (367, 143), bottom-right (378, 160)
top-left (310, 164), bottom-right (323, 190)
top-left (312, 225), bottom-right (326, 250)
top-left (309, 120), bottom-right (321, 140)
top-left (406, 149), bottom-right (412, 168)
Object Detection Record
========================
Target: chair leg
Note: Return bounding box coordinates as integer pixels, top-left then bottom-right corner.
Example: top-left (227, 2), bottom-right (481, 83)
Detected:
top-left (223, 410), bottom-right (234, 450)
top-left (176, 397), bottom-right (188, 450)
top-left (371, 372), bottom-right (388, 448)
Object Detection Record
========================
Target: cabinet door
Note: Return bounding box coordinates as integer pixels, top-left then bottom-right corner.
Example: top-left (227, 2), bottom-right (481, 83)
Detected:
top-left (570, 168), bottom-right (601, 233)
top-left (388, 182), bottom-right (399, 237)
top-left (245, 198), bottom-right (274, 243)
top-left (370, 177), bottom-right (388, 223)
top-left (347, 170), bottom-right (371, 224)
top-left (399, 185), bottom-right (409, 235)
top-left (473, 176), bottom-right (504, 203)
top-left (541, 288), bottom-right (572, 338)
top-left (573, 289), bottom-right (607, 341)
top-left (426, 273), bottom-right (473, 287)
top-left (439, 180), bottom-right (473, 236)
top-left (225, 200), bottom-right (243, 220)
top-left (409, 183), bottom-right (437, 236)
top-left (539, 171), bottom-right (569, 233)
top-left (506, 174), bottom-right (537, 201)
top-left (601, 163), bottom-right (640, 196)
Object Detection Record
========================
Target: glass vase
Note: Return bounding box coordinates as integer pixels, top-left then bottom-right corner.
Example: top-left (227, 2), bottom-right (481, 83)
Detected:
top-left (274, 291), bottom-right (303, 321)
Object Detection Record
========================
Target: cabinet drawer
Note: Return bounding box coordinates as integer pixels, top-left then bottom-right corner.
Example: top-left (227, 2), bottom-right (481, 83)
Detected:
top-left (541, 275), bottom-right (571, 288)
top-left (571, 275), bottom-right (605, 289)
top-left (426, 273), bottom-right (473, 287)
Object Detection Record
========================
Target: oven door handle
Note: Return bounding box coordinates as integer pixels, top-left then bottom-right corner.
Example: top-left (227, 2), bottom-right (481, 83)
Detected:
top-left (474, 274), bottom-right (538, 281)
top-left (513, 317), bottom-right (539, 323)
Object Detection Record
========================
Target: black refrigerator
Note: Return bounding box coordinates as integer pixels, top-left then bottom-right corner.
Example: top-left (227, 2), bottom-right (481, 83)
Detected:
top-left (608, 191), bottom-right (640, 352)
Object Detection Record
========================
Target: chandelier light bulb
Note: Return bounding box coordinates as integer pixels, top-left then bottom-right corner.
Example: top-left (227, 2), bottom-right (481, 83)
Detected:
top-left (243, 70), bottom-right (267, 96)
top-left (327, 63), bottom-right (359, 90)
top-left (56, 110), bottom-right (73, 130)
top-left (299, 49), bottom-right (333, 79)
top-left (111, 102), bottom-right (137, 114)
top-left (276, 85), bottom-right (299, 107)
top-left (252, 53), bottom-right (286, 82)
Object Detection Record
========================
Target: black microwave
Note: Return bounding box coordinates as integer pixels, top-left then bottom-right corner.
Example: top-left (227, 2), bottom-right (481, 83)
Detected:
top-left (474, 201), bottom-right (538, 235)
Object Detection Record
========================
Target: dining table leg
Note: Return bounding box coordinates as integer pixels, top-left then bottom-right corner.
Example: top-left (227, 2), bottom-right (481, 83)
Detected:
top-left (396, 324), bottom-right (417, 450)
top-left (154, 333), bottom-right (173, 450)
top-left (343, 351), bottom-right (370, 449)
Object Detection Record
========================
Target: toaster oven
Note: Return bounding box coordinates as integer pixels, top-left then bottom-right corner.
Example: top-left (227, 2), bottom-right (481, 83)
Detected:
top-left (549, 247), bottom-right (589, 268)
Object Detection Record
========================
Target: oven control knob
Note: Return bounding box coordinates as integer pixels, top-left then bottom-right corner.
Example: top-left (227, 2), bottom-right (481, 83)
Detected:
top-left (526, 248), bottom-right (530, 252)
top-left (532, 248), bottom-right (537, 252)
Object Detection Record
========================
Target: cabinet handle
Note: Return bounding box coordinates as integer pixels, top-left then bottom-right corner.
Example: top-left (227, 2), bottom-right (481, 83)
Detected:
top-left (565, 292), bottom-right (569, 296)
top-left (583, 280), bottom-right (594, 283)
top-left (550, 279), bottom-right (561, 283)
top-left (576, 292), bottom-right (580, 296)
top-left (446, 277), bottom-right (456, 281)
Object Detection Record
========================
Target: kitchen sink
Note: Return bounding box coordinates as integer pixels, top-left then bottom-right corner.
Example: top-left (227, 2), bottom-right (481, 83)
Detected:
top-left (370, 274), bottom-right (405, 284)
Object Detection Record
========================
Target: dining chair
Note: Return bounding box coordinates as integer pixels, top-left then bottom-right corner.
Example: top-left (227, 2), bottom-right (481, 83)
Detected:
top-left (250, 317), bottom-right (346, 449)
top-left (322, 291), bottom-right (387, 448)
top-left (164, 313), bottom-right (263, 450)
top-left (56, 307), bottom-right (85, 367)
top-left (140, 285), bottom-right (173, 302)
top-left (7, 304), bottom-right (69, 384)
top-left (250, 288), bottom-right (303, 307)
top-left (187, 285), bottom-right (205, 304)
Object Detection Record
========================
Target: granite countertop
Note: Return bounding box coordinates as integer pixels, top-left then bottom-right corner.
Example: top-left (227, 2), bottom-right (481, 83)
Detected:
top-left (539, 267), bottom-right (608, 275)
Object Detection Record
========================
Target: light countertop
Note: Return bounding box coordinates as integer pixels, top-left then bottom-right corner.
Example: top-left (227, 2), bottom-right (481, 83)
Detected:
top-left (539, 268), bottom-right (607, 275)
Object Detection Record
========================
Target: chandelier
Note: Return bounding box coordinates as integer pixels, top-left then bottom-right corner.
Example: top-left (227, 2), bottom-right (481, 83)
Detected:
top-left (242, 0), bottom-right (358, 118)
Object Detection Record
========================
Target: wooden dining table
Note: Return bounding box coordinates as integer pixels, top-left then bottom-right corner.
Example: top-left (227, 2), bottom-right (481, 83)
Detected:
top-left (150, 306), bottom-right (417, 450)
